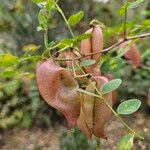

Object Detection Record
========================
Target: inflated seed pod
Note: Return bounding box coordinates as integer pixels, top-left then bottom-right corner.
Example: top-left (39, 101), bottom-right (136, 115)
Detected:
top-left (80, 28), bottom-right (93, 59)
top-left (36, 59), bottom-right (80, 128)
top-left (91, 25), bottom-right (103, 63)
top-left (147, 88), bottom-right (150, 106)
top-left (119, 39), bottom-right (142, 68)
top-left (82, 83), bottom-right (95, 131)
top-left (77, 94), bottom-right (92, 138)
top-left (92, 76), bottom-right (112, 139)
top-left (80, 27), bottom-right (102, 76)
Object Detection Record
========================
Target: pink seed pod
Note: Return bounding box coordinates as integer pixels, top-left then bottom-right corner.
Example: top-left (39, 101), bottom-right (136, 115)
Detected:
top-left (119, 39), bottom-right (142, 68)
top-left (91, 25), bottom-right (103, 63)
top-left (36, 59), bottom-right (80, 128)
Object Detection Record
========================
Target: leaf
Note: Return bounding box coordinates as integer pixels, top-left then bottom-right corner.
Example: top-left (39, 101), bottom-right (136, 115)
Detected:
top-left (1, 71), bottom-right (15, 78)
top-left (75, 33), bottom-right (91, 42)
top-left (117, 99), bottom-right (141, 115)
top-left (118, 0), bottom-right (144, 15)
top-left (118, 134), bottom-right (134, 150)
top-left (80, 59), bottom-right (96, 67)
top-left (45, 0), bottom-right (55, 11)
top-left (102, 79), bottom-right (122, 94)
top-left (101, 57), bottom-right (125, 74)
top-left (32, 0), bottom-right (46, 3)
top-left (128, 0), bottom-right (144, 9)
top-left (68, 11), bottom-right (84, 26)
top-left (38, 9), bottom-right (50, 30)
top-left (118, 3), bottom-right (129, 15)
top-left (22, 44), bottom-right (41, 52)
top-left (0, 54), bottom-right (19, 66)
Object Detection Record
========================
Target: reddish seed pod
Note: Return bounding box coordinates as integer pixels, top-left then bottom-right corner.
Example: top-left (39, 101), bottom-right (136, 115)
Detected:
top-left (77, 94), bottom-right (92, 138)
top-left (147, 88), bottom-right (150, 107)
top-left (80, 28), bottom-right (93, 59)
top-left (78, 76), bottom-right (113, 139)
top-left (92, 76), bottom-right (112, 139)
top-left (119, 39), bottom-right (142, 68)
top-left (36, 59), bottom-right (80, 128)
top-left (82, 83), bottom-right (95, 132)
top-left (91, 25), bottom-right (103, 63)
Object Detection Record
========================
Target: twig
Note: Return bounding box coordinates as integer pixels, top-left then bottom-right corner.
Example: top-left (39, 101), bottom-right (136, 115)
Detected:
top-left (123, 4), bottom-right (128, 39)
top-left (55, 3), bottom-right (75, 38)
top-left (55, 32), bottom-right (150, 61)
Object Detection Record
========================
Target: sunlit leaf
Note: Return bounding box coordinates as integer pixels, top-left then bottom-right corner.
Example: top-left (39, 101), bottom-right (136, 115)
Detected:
top-left (1, 71), bottom-right (15, 78)
top-left (118, 134), bottom-right (134, 150)
top-left (46, 0), bottom-right (55, 11)
top-left (68, 11), bottom-right (84, 26)
top-left (22, 44), bottom-right (41, 52)
top-left (75, 33), bottom-right (91, 42)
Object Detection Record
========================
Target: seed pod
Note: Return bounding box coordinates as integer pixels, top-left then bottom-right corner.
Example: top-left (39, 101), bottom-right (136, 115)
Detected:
top-left (91, 25), bottom-right (103, 63)
top-left (36, 59), bottom-right (80, 128)
top-left (78, 76), bottom-right (113, 139)
top-left (80, 28), bottom-right (93, 60)
top-left (92, 76), bottom-right (112, 139)
top-left (82, 83), bottom-right (95, 131)
top-left (147, 88), bottom-right (150, 106)
top-left (80, 27), bottom-right (102, 76)
top-left (119, 39), bottom-right (142, 68)
top-left (77, 94), bottom-right (92, 138)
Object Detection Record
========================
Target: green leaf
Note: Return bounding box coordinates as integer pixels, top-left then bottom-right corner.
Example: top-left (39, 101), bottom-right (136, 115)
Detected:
top-left (1, 71), bottom-right (15, 78)
top-left (46, 0), bottom-right (55, 11)
top-left (80, 59), bottom-right (96, 67)
top-left (75, 33), bottom-right (91, 42)
top-left (22, 44), bottom-right (41, 52)
top-left (38, 9), bottom-right (50, 30)
top-left (129, 0), bottom-right (144, 9)
top-left (0, 54), bottom-right (19, 67)
top-left (68, 11), bottom-right (84, 26)
top-left (32, 0), bottom-right (46, 3)
top-left (118, 3), bottom-right (129, 15)
top-left (102, 79), bottom-right (122, 94)
top-left (118, 134), bottom-right (134, 150)
top-left (117, 99), bottom-right (141, 115)
top-left (101, 57), bottom-right (125, 74)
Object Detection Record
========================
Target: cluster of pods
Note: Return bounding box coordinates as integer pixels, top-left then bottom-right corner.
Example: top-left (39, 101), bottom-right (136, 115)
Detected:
top-left (36, 25), bottom-right (142, 139)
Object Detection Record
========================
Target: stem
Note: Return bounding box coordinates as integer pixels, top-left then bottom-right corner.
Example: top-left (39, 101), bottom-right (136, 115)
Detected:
top-left (55, 3), bottom-right (75, 38)
top-left (74, 61), bottom-right (144, 140)
top-left (123, 4), bottom-right (127, 39)
top-left (55, 32), bottom-right (150, 61)
top-left (44, 30), bottom-right (49, 48)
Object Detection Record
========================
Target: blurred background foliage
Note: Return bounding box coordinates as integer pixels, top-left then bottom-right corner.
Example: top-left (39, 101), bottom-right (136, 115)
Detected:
top-left (0, 0), bottom-right (150, 148)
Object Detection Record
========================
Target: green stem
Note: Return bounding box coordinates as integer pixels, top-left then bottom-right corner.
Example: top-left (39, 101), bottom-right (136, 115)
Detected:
top-left (55, 3), bottom-right (75, 38)
top-left (44, 30), bottom-right (49, 48)
top-left (123, 4), bottom-right (128, 39)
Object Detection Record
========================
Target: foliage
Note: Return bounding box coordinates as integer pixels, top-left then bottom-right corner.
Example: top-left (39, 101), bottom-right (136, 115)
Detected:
top-left (0, 0), bottom-right (150, 148)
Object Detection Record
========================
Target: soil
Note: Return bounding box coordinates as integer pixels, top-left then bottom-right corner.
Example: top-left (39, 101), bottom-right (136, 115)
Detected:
top-left (0, 111), bottom-right (150, 150)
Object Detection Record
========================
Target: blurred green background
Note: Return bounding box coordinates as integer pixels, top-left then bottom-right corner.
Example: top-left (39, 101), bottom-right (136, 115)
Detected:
top-left (0, 0), bottom-right (150, 149)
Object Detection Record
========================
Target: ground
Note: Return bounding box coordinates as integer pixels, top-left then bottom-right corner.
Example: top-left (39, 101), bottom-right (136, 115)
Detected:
top-left (0, 111), bottom-right (150, 150)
